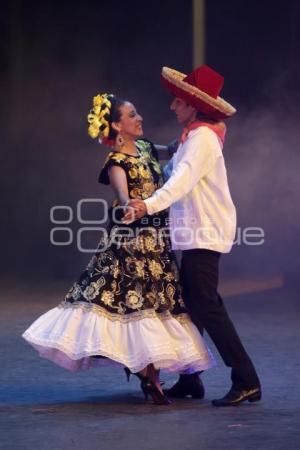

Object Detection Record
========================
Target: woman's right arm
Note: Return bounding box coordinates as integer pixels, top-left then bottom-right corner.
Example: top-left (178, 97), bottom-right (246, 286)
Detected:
top-left (108, 166), bottom-right (129, 206)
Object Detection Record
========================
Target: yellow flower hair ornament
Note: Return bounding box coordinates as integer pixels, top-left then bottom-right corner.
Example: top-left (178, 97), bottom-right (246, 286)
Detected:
top-left (87, 93), bottom-right (113, 140)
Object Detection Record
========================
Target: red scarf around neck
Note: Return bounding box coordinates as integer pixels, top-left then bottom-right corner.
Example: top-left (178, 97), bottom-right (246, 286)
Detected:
top-left (180, 120), bottom-right (227, 146)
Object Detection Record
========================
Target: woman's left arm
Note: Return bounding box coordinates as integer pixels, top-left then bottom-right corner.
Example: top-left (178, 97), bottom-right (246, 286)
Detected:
top-left (153, 140), bottom-right (178, 160)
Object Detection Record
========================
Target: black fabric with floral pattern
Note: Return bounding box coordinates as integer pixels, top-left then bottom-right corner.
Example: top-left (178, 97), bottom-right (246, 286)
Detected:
top-left (62, 139), bottom-right (188, 321)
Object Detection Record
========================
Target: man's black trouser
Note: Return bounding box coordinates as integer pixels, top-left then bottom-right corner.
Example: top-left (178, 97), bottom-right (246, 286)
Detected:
top-left (180, 248), bottom-right (260, 389)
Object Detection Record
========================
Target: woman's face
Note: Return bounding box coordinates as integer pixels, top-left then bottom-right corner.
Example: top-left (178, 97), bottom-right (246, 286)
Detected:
top-left (116, 102), bottom-right (143, 139)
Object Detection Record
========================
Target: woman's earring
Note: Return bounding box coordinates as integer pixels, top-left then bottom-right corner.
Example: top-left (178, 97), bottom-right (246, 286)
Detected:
top-left (117, 134), bottom-right (124, 147)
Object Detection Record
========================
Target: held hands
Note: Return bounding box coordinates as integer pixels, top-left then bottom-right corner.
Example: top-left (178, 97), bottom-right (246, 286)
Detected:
top-left (122, 199), bottom-right (147, 224)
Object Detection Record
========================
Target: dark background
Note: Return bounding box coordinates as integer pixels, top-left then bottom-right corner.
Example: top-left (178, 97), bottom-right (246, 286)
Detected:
top-left (1, 0), bottom-right (300, 286)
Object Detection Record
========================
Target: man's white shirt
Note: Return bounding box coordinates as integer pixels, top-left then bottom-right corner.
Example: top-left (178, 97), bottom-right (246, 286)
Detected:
top-left (144, 126), bottom-right (237, 253)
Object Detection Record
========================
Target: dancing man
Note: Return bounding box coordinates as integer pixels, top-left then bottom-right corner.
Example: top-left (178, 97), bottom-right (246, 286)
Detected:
top-left (124, 65), bottom-right (261, 406)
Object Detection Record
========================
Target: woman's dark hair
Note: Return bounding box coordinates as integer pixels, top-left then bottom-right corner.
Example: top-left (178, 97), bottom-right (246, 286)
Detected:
top-left (107, 96), bottom-right (127, 140)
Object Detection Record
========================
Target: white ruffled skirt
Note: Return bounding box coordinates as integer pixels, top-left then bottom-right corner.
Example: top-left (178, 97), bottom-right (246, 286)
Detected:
top-left (22, 302), bottom-right (215, 373)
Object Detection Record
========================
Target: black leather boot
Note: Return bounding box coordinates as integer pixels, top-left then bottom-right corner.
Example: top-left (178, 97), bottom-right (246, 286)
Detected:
top-left (164, 373), bottom-right (205, 399)
top-left (212, 386), bottom-right (261, 406)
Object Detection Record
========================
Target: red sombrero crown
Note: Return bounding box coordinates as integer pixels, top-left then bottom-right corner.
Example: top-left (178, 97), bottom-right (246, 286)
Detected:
top-left (161, 65), bottom-right (236, 120)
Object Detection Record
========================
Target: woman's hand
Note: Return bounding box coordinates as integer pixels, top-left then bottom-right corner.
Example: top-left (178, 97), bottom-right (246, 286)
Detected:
top-left (122, 199), bottom-right (147, 224)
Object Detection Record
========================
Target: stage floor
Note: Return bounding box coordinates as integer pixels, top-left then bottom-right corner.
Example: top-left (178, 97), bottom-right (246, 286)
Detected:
top-left (0, 279), bottom-right (299, 450)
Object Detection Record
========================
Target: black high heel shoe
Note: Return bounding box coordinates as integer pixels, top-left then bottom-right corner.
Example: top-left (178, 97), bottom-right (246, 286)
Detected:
top-left (124, 367), bottom-right (145, 383)
top-left (124, 368), bottom-right (149, 399)
top-left (124, 368), bottom-right (165, 386)
top-left (141, 378), bottom-right (172, 405)
top-left (124, 368), bottom-right (170, 404)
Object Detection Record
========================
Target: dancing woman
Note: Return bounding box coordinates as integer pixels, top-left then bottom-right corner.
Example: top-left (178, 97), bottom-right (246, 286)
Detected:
top-left (22, 93), bottom-right (215, 404)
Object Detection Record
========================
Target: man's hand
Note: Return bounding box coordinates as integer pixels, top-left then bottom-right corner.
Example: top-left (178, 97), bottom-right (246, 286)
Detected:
top-left (122, 199), bottom-right (147, 224)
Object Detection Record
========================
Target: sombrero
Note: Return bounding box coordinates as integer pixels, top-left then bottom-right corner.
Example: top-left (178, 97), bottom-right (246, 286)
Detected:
top-left (161, 65), bottom-right (236, 119)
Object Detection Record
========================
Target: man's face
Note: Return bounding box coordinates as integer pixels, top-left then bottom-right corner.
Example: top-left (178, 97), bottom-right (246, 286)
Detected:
top-left (170, 97), bottom-right (197, 126)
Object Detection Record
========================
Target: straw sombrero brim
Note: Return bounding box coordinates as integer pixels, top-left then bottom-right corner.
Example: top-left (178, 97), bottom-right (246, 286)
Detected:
top-left (161, 67), bottom-right (236, 119)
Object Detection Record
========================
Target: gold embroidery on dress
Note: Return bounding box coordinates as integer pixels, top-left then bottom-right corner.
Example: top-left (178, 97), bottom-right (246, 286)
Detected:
top-left (106, 141), bottom-right (163, 202)
top-left (128, 167), bottom-right (138, 179)
top-left (148, 259), bottom-right (164, 279)
top-left (64, 141), bottom-right (188, 323)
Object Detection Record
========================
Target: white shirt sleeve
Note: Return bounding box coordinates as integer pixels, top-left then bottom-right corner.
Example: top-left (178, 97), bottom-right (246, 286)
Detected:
top-left (145, 127), bottom-right (222, 215)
